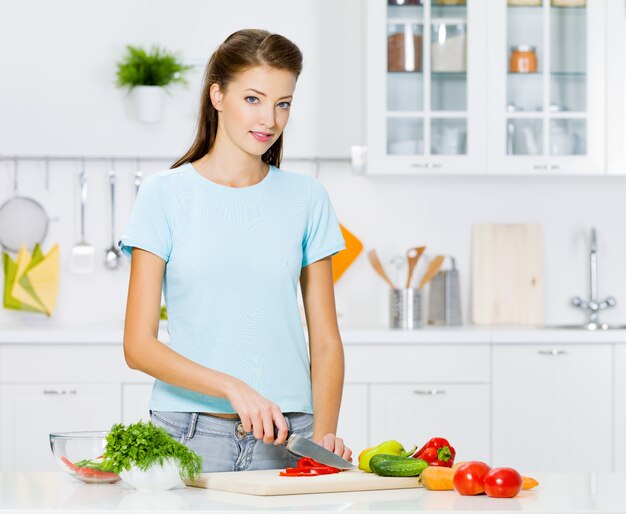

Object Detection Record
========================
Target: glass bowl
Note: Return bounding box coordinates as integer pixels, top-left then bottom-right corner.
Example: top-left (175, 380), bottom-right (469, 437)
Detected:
top-left (49, 431), bottom-right (120, 484)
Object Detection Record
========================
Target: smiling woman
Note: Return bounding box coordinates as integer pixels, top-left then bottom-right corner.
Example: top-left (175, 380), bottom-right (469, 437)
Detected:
top-left (117, 29), bottom-right (350, 473)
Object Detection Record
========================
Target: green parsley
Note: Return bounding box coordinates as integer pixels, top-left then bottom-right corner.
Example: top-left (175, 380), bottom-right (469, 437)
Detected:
top-left (103, 422), bottom-right (202, 480)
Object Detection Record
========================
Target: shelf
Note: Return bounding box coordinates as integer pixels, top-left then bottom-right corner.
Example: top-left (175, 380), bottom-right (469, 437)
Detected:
top-left (507, 71), bottom-right (587, 77)
top-left (388, 71), bottom-right (467, 76)
top-left (387, 17), bottom-right (466, 24)
top-left (506, 4), bottom-right (587, 9)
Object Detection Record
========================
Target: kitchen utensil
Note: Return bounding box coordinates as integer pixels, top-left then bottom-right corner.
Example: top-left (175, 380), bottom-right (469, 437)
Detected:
top-left (104, 169), bottom-right (122, 270)
top-left (418, 255), bottom-right (445, 288)
top-left (49, 431), bottom-right (120, 484)
top-left (471, 223), bottom-right (543, 325)
top-left (0, 159), bottom-right (49, 253)
top-left (428, 256), bottom-right (462, 326)
top-left (332, 224), bottom-right (363, 283)
top-left (405, 246), bottom-right (425, 288)
top-left (186, 469), bottom-right (422, 496)
top-left (275, 429), bottom-right (354, 470)
top-left (390, 287), bottom-right (422, 329)
top-left (390, 255), bottom-right (405, 290)
top-left (69, 169), bottom-right (95, 274)
top-left (367, 249), bottom-right (395, 288)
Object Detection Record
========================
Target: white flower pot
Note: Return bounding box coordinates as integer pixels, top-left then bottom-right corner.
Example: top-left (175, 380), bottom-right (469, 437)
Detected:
top-left (131, 85), bottom-right (165, 124)
top-left (119, 457), bottom-right (182, 491)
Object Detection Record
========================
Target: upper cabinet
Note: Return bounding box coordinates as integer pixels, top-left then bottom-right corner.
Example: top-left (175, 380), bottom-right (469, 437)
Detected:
top-left (488, 0), bottom-right (605, 174)
top-left (607, 0), bottom-right (626, 173)
top-left (365, 0), bottom-right (612, 175)
top-left (366, 0), bottom-right (487, 174)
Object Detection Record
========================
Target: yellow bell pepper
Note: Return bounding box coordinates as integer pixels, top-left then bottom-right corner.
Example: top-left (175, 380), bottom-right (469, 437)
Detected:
top-left (358, 440), bottom-right (416, 473)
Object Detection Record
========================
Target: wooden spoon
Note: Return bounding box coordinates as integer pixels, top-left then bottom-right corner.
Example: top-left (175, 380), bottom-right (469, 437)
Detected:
top-left (367, 249), bottom-right (395, 289)
top-left (405, 246), bottom-right (426, 288)
top-left (418, 255), bottom-right (445, 289)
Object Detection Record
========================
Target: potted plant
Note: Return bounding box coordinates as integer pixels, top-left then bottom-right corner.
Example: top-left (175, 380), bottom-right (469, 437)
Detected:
top-left (102, 421), bottom-right (202, 491)
top-left (115, 45), bottom-right (193, 123)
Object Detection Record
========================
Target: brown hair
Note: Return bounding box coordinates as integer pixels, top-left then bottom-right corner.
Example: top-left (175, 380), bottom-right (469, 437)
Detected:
top-left (172, 29), bottom-right (303, 170)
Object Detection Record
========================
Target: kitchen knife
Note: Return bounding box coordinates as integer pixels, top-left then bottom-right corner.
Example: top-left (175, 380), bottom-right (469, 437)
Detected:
top-left (274, 428), bottom-right (355, 470)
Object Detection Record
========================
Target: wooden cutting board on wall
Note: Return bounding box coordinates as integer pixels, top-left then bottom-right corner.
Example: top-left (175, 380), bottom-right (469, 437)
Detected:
top-left (186, 469), bottom-right (421, 496)
top-left (471, 224), bottom-right (544, 325)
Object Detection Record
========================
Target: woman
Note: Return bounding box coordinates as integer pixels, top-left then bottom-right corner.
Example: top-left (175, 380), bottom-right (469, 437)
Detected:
top-left (118, 29), bottom-right (351, 472)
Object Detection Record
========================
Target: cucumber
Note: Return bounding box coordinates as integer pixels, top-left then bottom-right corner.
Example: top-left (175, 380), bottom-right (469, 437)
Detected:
top-left (369, 454), bottom-right (429, 477)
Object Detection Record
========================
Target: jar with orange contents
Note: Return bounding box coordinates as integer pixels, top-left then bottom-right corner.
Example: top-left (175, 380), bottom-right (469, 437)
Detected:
top-left (509, 45), bottom-right (538, 73)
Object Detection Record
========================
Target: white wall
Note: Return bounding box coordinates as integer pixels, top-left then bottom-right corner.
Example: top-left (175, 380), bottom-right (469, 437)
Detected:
top-left (1, 0), bottom-right (626, 330)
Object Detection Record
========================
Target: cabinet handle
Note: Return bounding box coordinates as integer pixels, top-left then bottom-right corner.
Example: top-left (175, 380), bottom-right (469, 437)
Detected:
top-left (431, 163), bottom-right (443, 169)
top-left (43, 389), bottom-right (78, 395)
top-left (533, 164), bottom-right (549, 170)
top-left (537, 350), bottom-right (568, 356)
top-left (550, 164), bottom-right (560, 170)
top-left (413, 389), bottom-right (446, 395)
top-left (411, 163), bottom-right (429, 168)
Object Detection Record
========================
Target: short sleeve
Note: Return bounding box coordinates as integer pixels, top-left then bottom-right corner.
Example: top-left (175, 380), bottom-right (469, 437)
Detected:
top-left (118, 175), bottom-right (172, 262)
top-left (301, 177), bottom-right (346, 267)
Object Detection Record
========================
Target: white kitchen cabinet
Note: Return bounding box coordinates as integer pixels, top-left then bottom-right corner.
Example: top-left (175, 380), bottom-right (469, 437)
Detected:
top-left (369, 383), bottom-right (490, 462)
top-left (0, 384), bottom-right (121, 471)
top-left (366, 0), bottom-right (488, 174)
top-left (121, 383), bottom-right (153, 424)
top-left (492, 344), bottom-right (612, 472)
top-left (607, 0), bottom-right (626, 173)
top-left (487, 0), bottom-right (605, 175)
top-left (336, 383), bottom-right (369, 455)
top-left (614, 345), bottom-right (626, 471)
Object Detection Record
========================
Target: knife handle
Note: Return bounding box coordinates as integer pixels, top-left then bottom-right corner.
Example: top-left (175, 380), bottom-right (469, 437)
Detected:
top-left (273, 426), bottom-right (292, 444)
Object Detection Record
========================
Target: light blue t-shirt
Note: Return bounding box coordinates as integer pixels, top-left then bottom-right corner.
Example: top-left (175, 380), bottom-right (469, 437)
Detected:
top-left (118, 163), bottom-right (346, 414)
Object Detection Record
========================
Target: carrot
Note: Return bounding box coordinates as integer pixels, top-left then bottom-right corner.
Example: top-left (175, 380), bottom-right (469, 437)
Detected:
top-left (522, 476), bottom-right (539, 490)
top-left (451, 461), bottom-right (467, 471)
top-left (419, 466), bottom-right (454, 490)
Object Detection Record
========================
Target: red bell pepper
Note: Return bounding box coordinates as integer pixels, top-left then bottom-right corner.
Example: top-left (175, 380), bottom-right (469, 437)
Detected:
top-left (411, 437), bottom-right (456, 467)
top-left (279, 457), bottom-right (341, 477)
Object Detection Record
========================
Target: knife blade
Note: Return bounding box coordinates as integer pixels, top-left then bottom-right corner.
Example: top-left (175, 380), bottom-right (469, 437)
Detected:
top-left (274, 428), bottom-right (355, 470)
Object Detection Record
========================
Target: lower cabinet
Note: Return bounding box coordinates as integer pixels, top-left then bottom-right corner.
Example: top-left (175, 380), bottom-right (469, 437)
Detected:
top-left (122, 383), bottom-right (153, 424)
top-left (369, 384), bottom-right (491, 463)
top-left (0, 384), bottom-right (121, 471)
top-left (615, 346), bottom-right (626, 471)
top-left (336, 383), bottom-right (368, 455)
top-left (492, 345), bottom-right (613, 472)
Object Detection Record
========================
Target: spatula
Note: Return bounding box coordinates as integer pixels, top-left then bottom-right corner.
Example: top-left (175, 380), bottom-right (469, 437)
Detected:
top-left (418, 255), bottom-right (445, 289)
top-left (405, 246), bottom-right (426, 288)
top-left (367, 249), bottom-right (395, 289)
top-left (69, 169), bottom-right (95, 274)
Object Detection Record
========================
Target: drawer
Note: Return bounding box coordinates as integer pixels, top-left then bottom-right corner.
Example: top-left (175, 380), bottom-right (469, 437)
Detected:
top-left (0, 345), bottom-right (151, 383)
top-left (344, 345), bottom-right (490, 383)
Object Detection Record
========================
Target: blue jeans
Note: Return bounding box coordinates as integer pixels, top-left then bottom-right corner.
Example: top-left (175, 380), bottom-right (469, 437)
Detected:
top-left (150, 411), bottom-right (314, 473)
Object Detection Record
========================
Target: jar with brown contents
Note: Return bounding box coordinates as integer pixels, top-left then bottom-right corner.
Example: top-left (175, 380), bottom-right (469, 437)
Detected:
top-left (388, 26), bottom-right (422, 72)
top-left (509, 45), bottom-right (538, 73)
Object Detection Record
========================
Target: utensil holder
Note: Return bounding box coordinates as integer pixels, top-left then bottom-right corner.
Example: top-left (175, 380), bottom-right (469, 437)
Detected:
top-left (428, 257), bottom-right (462, 326)
top-left (390, 288), bottom-right (422, 329)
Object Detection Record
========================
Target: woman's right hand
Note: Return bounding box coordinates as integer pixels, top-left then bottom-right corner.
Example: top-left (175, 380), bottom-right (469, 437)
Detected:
top-left (225, 378), bottom-right (289, 445)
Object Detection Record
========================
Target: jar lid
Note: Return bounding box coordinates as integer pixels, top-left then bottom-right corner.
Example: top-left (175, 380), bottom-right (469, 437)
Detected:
top-left (512, 44), bottom-right (536, 52)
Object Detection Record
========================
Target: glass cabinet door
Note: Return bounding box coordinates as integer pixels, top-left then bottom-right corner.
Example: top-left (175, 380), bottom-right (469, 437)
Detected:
top-left (489, 0), bottom-right (604, 174)
top-left (367, 0), bottom-right (486, 174)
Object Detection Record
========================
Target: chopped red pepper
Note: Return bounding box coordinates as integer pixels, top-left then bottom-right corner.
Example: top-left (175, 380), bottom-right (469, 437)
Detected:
top-left (411, 437), bottom-right (456, 467)
top-left (279, 457), bottom-right (341, 477)
top-left (61, 456), bottom-right (79, 472)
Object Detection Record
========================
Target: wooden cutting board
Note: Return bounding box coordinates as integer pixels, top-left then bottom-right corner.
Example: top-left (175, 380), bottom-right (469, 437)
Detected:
top-left (185, 469), bottom-right (422, 496)
top-left (471, 223), bottom-right (544, 325)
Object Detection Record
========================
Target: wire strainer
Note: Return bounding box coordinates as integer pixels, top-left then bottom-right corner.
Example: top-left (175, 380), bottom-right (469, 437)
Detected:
top-left (0, 159), bottom-right (49, 253)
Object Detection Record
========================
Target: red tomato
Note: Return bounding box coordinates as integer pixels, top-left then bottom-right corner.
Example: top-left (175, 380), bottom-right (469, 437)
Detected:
top-left (484, 467), bottom-right (523, 498)
top-left (453, 461), bottom-right (491, 496)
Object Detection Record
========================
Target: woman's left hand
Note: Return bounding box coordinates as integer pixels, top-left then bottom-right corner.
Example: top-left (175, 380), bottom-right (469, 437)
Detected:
top-left (314, 433), bottom-right (353, 462)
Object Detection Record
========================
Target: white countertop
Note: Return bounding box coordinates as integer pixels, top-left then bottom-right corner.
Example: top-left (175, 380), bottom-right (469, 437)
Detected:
top-left (1, 472), bottom-right (626, 513)
top-left (1, 323), bottom-right (626, 344)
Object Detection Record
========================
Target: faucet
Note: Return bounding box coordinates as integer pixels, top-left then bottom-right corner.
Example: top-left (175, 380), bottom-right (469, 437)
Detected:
top-left (571, 228), bottom-right (616, 328)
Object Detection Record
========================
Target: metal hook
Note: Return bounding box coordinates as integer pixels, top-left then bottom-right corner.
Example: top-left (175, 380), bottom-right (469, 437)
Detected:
top-left (44, 157), bottom-right (50, 190)
top-left (13, 156), bottom-right (18, 192)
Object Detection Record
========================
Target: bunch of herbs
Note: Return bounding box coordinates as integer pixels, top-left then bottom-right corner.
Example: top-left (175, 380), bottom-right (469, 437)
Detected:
top-left (115, 45), bottom-right (192, 90)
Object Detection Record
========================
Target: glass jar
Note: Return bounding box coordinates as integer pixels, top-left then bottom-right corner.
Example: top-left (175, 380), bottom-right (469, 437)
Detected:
top-left (388, 24), bottom-right (423, 72)
top-left (509, 45), bottom-right (538, 73)
top-left (431, 23), bottom-right (467, 72)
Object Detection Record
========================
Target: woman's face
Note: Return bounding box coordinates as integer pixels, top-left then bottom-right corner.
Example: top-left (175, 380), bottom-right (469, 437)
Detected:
top-left (211, 65), bottom-right (297, 157)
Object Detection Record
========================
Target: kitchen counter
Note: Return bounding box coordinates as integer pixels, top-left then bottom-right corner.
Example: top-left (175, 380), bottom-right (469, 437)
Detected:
top-left (1, 323), bottom-right (626, 344)
top-left (1, 472), bottom-right (626, 513)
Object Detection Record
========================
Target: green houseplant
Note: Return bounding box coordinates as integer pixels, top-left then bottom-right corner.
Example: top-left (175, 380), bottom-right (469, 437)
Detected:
top-left (115, 45), bottom-right (193, 123)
